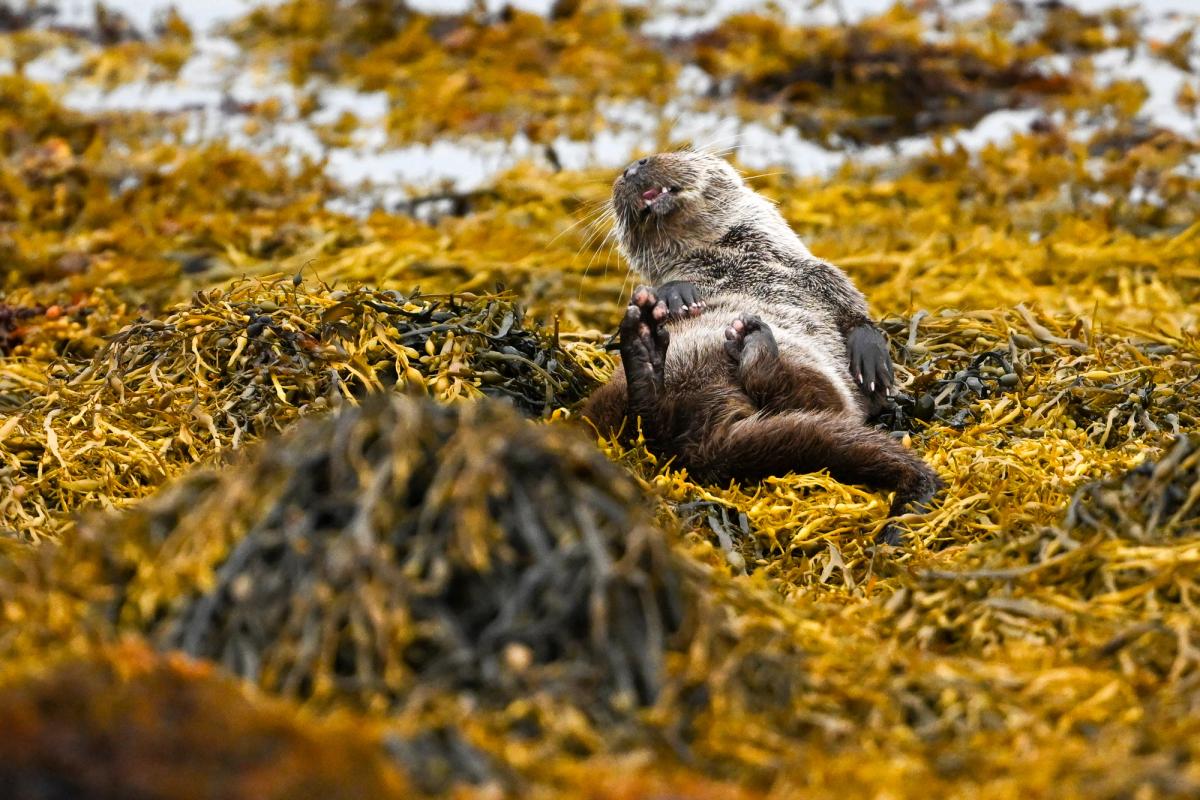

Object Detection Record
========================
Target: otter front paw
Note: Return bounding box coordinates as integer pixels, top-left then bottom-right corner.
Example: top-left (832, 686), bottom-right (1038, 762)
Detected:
top-left (847, 323), bottom-right (894, 400)
top-left (655, 280), bottom-right (705, 320)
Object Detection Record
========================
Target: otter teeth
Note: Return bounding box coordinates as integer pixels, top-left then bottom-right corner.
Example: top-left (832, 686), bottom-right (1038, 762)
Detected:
top-left (641, 186), bottom-right (672, 207)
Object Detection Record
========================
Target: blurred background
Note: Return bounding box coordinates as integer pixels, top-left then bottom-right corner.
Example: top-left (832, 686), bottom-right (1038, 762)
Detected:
top-left (5, 0), bottom-right (1198, 212)
top-left (2, 0), bottom-right (1197, 331)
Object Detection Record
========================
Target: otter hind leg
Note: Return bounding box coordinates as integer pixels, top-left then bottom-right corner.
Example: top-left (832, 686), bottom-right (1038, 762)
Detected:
top-left (579, 377), bottom-right (628, 438)
top-left (618, 286), bottom-right (671, 439)
top-left (580, 286), bottom-right (670, 437)
top-left (723, 313), bottom-right (778, 368)
top-left (724, 315), bottom-right (847, 414)
top-left (692, 410), bottom-right (942, 539)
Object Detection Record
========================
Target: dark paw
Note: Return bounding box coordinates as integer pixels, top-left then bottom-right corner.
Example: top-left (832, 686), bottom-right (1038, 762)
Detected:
top-left (655, 280), bottom-right (706, 320)
top-left (723, 314), bottom-right (777, 362)
top-left (875, 523), bottom-right (906, 547)
top-left (620, 285), bottom-right (670, 383)
top-left (847, 323), bottom-right (895, 402)
top-left (914, 471), bottom-right (946, 511)
top-left (882, 467), bottom-right (945, 543)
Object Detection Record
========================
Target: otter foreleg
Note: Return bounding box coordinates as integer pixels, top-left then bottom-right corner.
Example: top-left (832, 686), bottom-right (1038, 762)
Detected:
top-left (788, 258), bottom-right (896, 404)
top-left (691, 410), bottom-right (942, 543)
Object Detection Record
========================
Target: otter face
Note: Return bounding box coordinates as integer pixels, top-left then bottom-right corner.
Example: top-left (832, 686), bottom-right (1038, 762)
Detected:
top-left (611, 150), bottom-right (744, 263)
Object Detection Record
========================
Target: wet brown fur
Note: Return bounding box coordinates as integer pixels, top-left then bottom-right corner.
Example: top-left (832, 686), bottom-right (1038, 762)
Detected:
top-left (581, 151), bottom-right (941, 532)
top-left (584, 342), bottom-right (933, 519)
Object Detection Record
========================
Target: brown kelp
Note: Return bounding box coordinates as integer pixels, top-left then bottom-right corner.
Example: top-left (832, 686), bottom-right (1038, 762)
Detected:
top-left (1, 0), bottom-right (1200, 796)
top-left (0, 279), bottom-right (599, 540)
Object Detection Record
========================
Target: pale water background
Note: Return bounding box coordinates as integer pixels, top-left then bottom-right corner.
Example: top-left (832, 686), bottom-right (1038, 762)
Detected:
top-left (9, 0), bottom-right (1199, 211)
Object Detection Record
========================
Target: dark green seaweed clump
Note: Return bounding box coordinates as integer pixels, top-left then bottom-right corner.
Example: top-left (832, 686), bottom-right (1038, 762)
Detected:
top-left (1066, 434), bottom-right (1200, 541)
top-left (75, 393), bottom-right (689, 715)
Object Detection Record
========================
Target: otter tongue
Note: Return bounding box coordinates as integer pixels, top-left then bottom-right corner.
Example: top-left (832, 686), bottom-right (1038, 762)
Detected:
top-left (641, 187), bottom-right (664, 204)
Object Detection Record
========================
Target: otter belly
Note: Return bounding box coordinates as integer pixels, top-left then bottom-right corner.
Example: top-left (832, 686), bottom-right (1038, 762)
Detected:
top-left (662, 294), bottom-right (861, 415)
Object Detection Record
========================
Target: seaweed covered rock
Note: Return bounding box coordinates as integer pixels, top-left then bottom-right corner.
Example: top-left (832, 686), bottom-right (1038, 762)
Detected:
top-left (883, 437), bottom-right (1200, 683)
top-left (1066, 434), bottom-right (1200, 541)
top-left (2, 392), bottom-right (817, 791)
top-left (1, 387), bottom-right (823, 791)
top-left (226, 0), bottom-right (673, 143)
top-left (72, 393), bottom-right (687, 713)
top-left (0, 643), bottom-right (410, 800)
top-left (690, 5), bottom-right (1084, 145)
top-left (876, 307), bottom-right (1199, 440)
top-left (0, 279), bottom-right (600, 540)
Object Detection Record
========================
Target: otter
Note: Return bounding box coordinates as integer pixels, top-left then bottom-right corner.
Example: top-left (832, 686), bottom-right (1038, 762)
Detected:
top-left (581, 150), bottom-right (941, 542)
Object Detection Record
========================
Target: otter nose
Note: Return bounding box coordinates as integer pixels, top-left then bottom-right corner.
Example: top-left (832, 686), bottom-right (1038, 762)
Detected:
top-left (624, 157), bottom-right (650, 179)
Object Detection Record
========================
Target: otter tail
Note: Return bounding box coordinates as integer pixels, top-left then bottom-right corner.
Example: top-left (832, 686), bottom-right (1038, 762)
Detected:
top-left (691, 409), bottom-right (942, 518)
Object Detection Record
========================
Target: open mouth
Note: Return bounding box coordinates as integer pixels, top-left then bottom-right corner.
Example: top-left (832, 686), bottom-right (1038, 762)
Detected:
top-left (640, 186), bottom-right (676, 211)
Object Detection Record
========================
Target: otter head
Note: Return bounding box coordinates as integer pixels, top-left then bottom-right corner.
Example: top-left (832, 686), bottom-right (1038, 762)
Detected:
top-left (611, 150), bottom-right (747, 278)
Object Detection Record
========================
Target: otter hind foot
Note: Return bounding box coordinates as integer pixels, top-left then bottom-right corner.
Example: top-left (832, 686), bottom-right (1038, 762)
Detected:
top-left (620, 286), bottom-right (671, 437)
top-left (724, 314), bottom-right (779, 367)
top-left (655, 280), bottom-right (706, 320)
top-left (623, 286), bottom-right (670, 383)
top-left (876, 466), bottom-right (945, 546)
